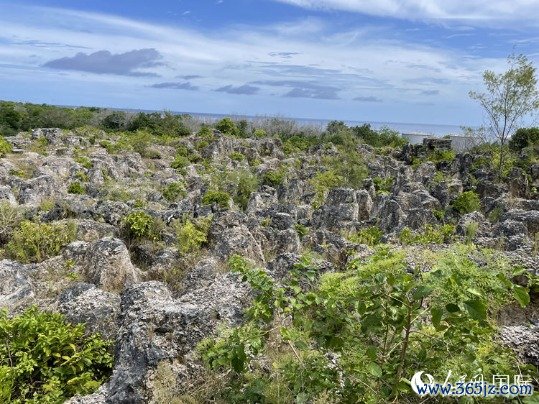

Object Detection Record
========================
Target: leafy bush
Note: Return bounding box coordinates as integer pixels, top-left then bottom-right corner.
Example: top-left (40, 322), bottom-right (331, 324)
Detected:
top-left (195, 247), bottom-right (531, 403)
top-left (121, 211), bottom-right (161, 241)
top-left (353, 124), bottom-right (407, 148)
top-left (229, 151), bottom-right (245, 161)
top-left (281, 134), bottom-right (320, 155)
top-left (427, 149), bottom-right (456, 164)
top-left (294, 223), bottom-right (309, 239)
top-left (0, 135), bottom-right (12, 157)
top-left (347, 226), bottom-right (383, 246)
top-left (398, 224), bottom-right (455, 245)
top-left (234, 170), bottom-right (259, 210)
top-left (171, 144), bottom-right (201, 170)
top-left (162, 181), bottom-right (187, 202)
top-left (310, 170), bottom-right (344, 208)
top-left (6, 220), bottom-right (77, 263)
top-left (262, 168), bottom-right (286, 187)
top-left (373, 176), bottom-right (393, 194)
top-left (175, 216), bottom-right (212, 254)
top-left (67, 181), bottom-right (86, 195)
top-left (0, 202), bottom-right (23, 244)
top-left (215, 118), bottom-right (239, 136)
top-left (202, 190), bottom-right (231, 209)
top-left (74, 155), bottom-right (93, 169)
top-left (0, 307), bottom-right (112, 403)
top-left (452, 191), bottom-right (481, 214)
top-left (508, 127), bottom-right (539, 151)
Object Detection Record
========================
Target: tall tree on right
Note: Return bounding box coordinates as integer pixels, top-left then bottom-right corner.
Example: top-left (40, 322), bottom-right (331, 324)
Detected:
top-left (469, 54), bottom-right (539, 174)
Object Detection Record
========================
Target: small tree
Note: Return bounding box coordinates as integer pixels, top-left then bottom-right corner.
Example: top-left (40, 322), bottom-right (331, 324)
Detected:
top-left (469, 54), bottom-right (539, 174)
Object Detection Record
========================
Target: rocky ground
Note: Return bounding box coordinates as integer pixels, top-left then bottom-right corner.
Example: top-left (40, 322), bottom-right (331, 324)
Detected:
top-left (0, 127), bottom-right (538, 403)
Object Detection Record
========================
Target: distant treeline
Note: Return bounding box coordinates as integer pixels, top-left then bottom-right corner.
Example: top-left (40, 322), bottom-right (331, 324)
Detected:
top-left (0, 100), bottom-right (407, 148)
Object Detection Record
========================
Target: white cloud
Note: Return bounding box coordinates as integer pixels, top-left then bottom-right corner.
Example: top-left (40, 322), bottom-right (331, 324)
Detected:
top-left (0, 3), bottom-right (519, 123)
top-left (272, 0), bottom-right (539, 24)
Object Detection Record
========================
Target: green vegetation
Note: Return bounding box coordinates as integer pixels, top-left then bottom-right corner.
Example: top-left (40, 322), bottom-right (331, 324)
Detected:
top-left (121, 211), bottom-right (161, 242)
top-left (469, 54), bottom-right (539, 174)
top-left (509, 127), bottom-right (539, 151)
top-left (67, 181), bottom-right (86, 195)
top-left (347, 226), bottom-right (383, 246)
top-left (0, 135), bottom-right (12, 157)
top-left (6, 220), bottom-right (77, 263)
top-left (175, 216), bottom-right (212, 254)
top-left (262, 168), bottom-right (286, 187)
top-left (399, 224), bottom-right (456, 245)
top-left (229, 151), bottom-right (245, 161)
top-left (373, 176), bottom-right (393, 194)
top-left (451, 191), bottom-right (481, 214)
top-left (215, 117), bottom-right (239, 136)
top-left (310, 170), bottom-right (344, 208)
top-left (0, 307), bottom-right (112, 403)
top-left (202, 190), bottom-right (231, 209)
top-left (162, 181), bottom-right (187, 202)
top-left (352, 124), bottom-right (408, 148)
top-left (194, 247), bottom-right (532, 403)
top-left (0, 202), bottom-right (23, 244)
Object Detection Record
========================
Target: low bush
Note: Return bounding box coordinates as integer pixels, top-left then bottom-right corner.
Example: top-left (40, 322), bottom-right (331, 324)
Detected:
top-left (215, 118), bottom-right (239, 136)
top-left (121, 211), bottom-right (161, 241)
top-left (0, 135), bottom-right (12, 157)
top-left (74, 155), bottom-right (93, 169)
top-left (234, 170), bottom-right (259, 210)
top-left (0, 307), bottom-right (113, 403)
top-left (347, 226), bottom-right (383, 246)
top-left (452, 191), bottom-right (481, 214)
top-left (399, 224), bottom-right (456, 245)
top-left (310, 170), bottom-right (344, 208)
top-left (67, 181), bottom-right (86, 195)
top-left (6, 220), bottom-right (77, 263)
top-left (162, 181), bottom-right (187, 202)
top-left (372, 177), bottom-right (393, 194)
top-left (229, 151), bottom-right (245, 161)
top-left (262, 168), bottom-right (286, 187)
top-left (202, 190), bottom-right (231, 209)
top-left (508, 127), bottom-right (539, 151)
top-left (175, 216), bottom-right (212, 254)
top-left (0, 202), bottom-right (23, 244)
top-left (194, 247), bottom-right (531, 403)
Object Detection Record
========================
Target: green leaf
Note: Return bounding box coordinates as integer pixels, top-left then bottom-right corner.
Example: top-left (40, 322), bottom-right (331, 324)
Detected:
top-left (445, 303), bottom-right (460, 313)
top-left (412, 285), bottom-right (433, 300)
top-left (513, 285), bottom-right (530, 308)
top-left (466, 288), bottom-right (483, 297)
top-left (464, 299), bottom-right (487, 321)
top-left (431, 307), bottom-right (443, 329)
top-left (367, 362), bottom-right (383, 377)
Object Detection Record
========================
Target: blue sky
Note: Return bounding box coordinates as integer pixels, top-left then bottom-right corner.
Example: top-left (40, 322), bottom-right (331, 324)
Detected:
top-left (1, 1), bottom-right (539, 126)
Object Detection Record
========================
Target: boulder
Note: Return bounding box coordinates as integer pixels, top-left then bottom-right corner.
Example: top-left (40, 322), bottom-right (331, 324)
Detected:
top-left (81, 238), bottom-right (140, 292)
top-left (0, 260), bottom-right (35, 312)
top-left (58, 283), bottom-right (121, 341)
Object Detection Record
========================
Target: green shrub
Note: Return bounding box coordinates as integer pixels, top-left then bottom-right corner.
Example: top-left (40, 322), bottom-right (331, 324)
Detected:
top-left (170, 155), bottom-right (190, 170)
top-left (67, 181), bottom-right (86, 195)
top-left (229, 151), bottom-right (245, 161)
top-left (6, 220), bottom-right (77, 263)
top-left (0, 202), bottom-right (23, 244)
top-left (372, 177), bottom-right (393, 194)
top-left (75, 155), bottom-right (93, 169)
top-left (452, 191), bottom-right (481, 214)
top-left (202, 190), bottom-right (231, 209)
top-left (215, 118), bottom-right (239, 136)
top-left (175, 216), bottom-right (212, 254)
top-left (121, 211), bottom-right (160, 241)
top-left (353, 124), bottom-right (407, 148)
top-left (427, 149), bottom-right (456, 164)
top-left (294, 223), bottom-right (309, 239)
top-left (398, 224), bottom-right (455, 245)
top-left (195, 247), bottom-right (531, 403)
top-left (262, 168), bottom-right (286, 187)
top-left (234, 171), bottom-right (259, 210)
top-left (197, 126), bottom-right (215, 141)
top-left (162, 181), bottom-right (187, 202)
top-left (347, 226), bottom-right (383, 246)
top-left (310, 170), bottom-right (344, 208)
top-left (0, 307), bottom-right (112, 403)
top-left (0, 135), bottom-right (12, 157)
top-left (509, 127), bottom-right (539, 151)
